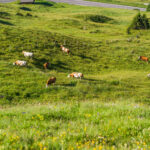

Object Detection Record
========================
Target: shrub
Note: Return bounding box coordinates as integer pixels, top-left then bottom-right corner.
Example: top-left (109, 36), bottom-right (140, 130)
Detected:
top-left (0, 12), bottom-right (10, 19)
top-left (146, 3), bottom-right (150, 11)
top-left (20, 7), bottom-right (31, 11)
top-left (127, 13), bottom-right (150, 34)
top-left (16, 12), bottom-right (24, 16)
top-left (84, 14), bottom-right (113, 23)
top-left (26, 13), bottom-right (32, 17)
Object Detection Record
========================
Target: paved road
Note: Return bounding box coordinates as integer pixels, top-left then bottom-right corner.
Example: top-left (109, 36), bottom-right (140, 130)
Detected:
top-left (50, 0), bottom-right (146, 11)
top-left (0, 0), bottom-right (15, 3)
top-left (0, 0), bottom-right (146, 11)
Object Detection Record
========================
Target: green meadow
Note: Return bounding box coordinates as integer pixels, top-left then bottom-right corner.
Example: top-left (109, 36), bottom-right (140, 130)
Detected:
top-left (0, 0), bottom-right (150, 149)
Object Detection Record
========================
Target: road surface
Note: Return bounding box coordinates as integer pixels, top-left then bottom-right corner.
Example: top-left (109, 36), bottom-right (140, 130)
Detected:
top-left (0, 0), bottom-right (146, 11)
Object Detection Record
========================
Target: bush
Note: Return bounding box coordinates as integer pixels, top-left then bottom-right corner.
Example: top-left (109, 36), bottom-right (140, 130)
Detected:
top-left (127, 13), bottom-right (150, 34)
top-left (20, 7), bottom-right (31, 11)
top-left (0, 12), bottom-right (10, 19)
top-left (85, 14), bottom-right (113, 23)
top-left (147, 3), bottom-right (150, 11)
top-left (26, 13), bottom-right (32, 17)
top-left (16, 12), bottom-right (24, 16)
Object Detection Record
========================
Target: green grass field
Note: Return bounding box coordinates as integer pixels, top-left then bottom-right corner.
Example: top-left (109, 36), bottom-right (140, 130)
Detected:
top-left (85, 0), bottom-right (150, 8)
top-left (0, 0), bottom-right (150, 149)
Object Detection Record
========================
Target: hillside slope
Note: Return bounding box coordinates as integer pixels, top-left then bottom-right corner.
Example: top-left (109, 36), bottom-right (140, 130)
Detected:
top-left (1, 1), bottom-right (150, 104)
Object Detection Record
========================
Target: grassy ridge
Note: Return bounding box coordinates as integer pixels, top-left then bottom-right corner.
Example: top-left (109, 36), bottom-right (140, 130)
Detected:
top-left (0, 1), bottom-right (150, 149)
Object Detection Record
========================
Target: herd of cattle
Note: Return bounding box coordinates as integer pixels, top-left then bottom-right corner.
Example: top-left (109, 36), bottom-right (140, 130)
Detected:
top-left (13, 45), bottom-right (83, 88)
top-left (13, 45), bottom-right (150, 88)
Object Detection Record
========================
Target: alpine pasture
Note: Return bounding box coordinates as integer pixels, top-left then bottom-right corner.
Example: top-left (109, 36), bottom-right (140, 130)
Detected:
top-left (0, 0), bottom-right (150, 149)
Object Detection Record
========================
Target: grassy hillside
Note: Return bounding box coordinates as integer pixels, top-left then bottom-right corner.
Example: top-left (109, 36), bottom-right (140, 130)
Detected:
top-left (0, 1), bottom-right (150, 149)
top-left (85, 0), bottom-right (149, 8)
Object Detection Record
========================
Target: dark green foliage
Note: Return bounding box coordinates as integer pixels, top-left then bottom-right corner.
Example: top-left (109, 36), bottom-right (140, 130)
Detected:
top-left (146, 3), bottom-right (150, 11)
top-left (20, 7), bottom-right (31, 11)
top-left (0, 12), bottom-right (10, 19)
top-left (127, 13), bottom-right (150, 34)
top-left (85, 14), bottom-right (113, 23)
top-left (16, 12), bottom-right (24, 16)
top-left (26, 13), bottom-right (32, 17)
top-left (126, 26), bottom-right (131, 34)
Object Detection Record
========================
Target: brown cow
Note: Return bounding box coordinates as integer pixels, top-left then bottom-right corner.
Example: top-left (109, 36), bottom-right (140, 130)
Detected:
top-left (138, 56), bottom-right (149, 63)
top-left (43, 62), bottom-right (49, 69)
top-left (46, 77), bottom-right (56, 88)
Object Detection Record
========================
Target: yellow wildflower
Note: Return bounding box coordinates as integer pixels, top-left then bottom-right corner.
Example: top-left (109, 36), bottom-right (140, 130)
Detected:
top-left (99, 145), bottom-right (102, 150)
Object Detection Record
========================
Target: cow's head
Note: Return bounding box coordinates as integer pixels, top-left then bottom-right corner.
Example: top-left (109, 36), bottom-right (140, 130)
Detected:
top-left (13, 62), bottom-right (16, 65)
top-left (138, 56), bottom-right (141, 60)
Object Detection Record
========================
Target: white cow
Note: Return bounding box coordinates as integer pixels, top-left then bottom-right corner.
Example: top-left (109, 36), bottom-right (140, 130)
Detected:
top-left (22, 51), bottom-right (33, 58)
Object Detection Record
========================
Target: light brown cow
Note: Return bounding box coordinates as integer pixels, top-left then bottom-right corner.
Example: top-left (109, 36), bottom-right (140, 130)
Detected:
top-left (68, 72), bottom-right (84, 79)
top-left (43, 62), bottom-right (49, 69)
top-left (46, 77), bottom-right (56, 88)
top-left (138, 56), bottom-right (149, 63)
top-left (13, 60), bottom-right (27, 66)
top-left (60, 45), bottom-right (70, 55)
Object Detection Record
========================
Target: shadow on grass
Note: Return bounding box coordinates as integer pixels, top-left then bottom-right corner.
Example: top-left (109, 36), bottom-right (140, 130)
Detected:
top-left (60, 83), bottom-right (77, 87)
top-left (83, 78), bottom-right (107, 84)
top-left (0, 19), bottom-right (13, 25)
top-left (76, 54), bottom-right (95, 61)
top-left (34, 2), bottom-right (54, 7)
top-left (20, 7), bottom-right (31, 11)
top-left (33, 58), bottom-right (71, 72)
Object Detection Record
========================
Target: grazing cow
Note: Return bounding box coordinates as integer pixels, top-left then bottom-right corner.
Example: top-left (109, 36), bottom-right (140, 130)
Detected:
top-left (22, 51), bottom-right (33, 58)
top-left (13, 60), bottom-right (27, 66)
top-left (138, 56), bottom-right (149, 63)
top-left (46, 77), bottom-right (56, 88)
top-left (68, 72), bottom-right (83, 79)
top-left (147, 74), bottom-right (150, 78)
top-left (43, 62), bottom-right (49, 69)
top-left (60, 45), bottom-right (70, 55)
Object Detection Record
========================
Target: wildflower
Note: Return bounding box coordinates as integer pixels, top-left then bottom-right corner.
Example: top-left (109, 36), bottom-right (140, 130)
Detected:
top-left (99, 145), bottom-right (102, 150)
top-left (52, 137), bottom-right (57, 142)
top-left (92, 140), bottom-right (95, 144)
top-left (85, 114), bottom-right (92, 118)
top-left (111, 146), bottom-right (115, 150)
top-left (143, 142), bottom-right (146, 145)
top-left (38, 143), bottom-right (42, 148)
top-left (2, 133), bottom-right (6, 136)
